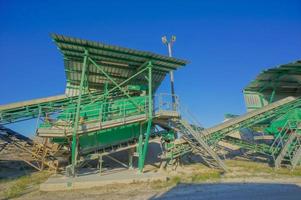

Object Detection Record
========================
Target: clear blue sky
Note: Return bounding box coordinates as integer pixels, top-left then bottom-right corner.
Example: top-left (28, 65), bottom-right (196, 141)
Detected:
top-left (1, 0), bottom-right (301, 136)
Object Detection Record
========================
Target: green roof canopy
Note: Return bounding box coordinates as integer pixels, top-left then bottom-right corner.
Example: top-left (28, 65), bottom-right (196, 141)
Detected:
top-left (244, 60), bottom-right (301, 96)
top-left (51, 34), bottom-right (188, 95)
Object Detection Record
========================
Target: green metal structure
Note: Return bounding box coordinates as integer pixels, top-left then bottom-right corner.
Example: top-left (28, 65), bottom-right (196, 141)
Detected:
top-left (199, 61), bottom-right (301, 169)
top-left (243, 60), bottom-right (301, 111)
top-left (1, 34), bottom-right (204, 175)
top-left (1, 34), bottom-right (231, 175)
top-left (45, 34), bottom-right (189, 175)
top-left (1, 34), bottom-right (300, 176)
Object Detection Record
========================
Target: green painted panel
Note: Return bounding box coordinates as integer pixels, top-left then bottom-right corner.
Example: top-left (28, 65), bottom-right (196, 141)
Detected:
top-left (39, 95), bottom-right (148, 128)
top-left (51, 137), bottom-right (68, 144)
top-left (79, 122), bottom-right (147, 151)
top-left (265, 108), bottom-right (301, 137)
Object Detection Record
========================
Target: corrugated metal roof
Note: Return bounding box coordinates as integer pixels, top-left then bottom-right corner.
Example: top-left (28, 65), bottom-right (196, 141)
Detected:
top-left (51, 34), bottom-right (188, 94)
top-left (244, 60), bottom-right (301, 95)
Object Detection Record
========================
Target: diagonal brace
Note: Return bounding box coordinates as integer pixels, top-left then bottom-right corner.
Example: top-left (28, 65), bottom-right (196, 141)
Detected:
top-left (88, 57), bottom-right (151, 110)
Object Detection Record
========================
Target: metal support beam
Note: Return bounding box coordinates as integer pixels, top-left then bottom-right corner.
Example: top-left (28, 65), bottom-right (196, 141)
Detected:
top-left (98, 154), bottom-right (103, 175)
top-left (128, 148), bottom-right (134, 169)
top-left (71, 49), bottom-right (89, 177)
top-left (137, 123), bottom-right (144, 171)
top-left (269, 88), bottom-right (276, 103)
top-left (138, 62), bottom-right (153, 172)
top-left (88, 57), bottom-right (143, 109)
top-left (86, 66), bottom-right (149, 106)
top-left (258, 73), bottom-right (284, 93)
top-left (105, 154), bottom-right (128, 168)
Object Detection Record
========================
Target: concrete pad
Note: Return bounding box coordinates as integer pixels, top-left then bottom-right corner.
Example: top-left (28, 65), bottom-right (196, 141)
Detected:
top-left (40, 169), bottom-right (166, 191)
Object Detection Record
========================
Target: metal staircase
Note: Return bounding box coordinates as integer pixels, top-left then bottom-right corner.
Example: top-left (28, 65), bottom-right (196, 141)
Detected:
top-left (271, 121), bottom-right (301, 169)
top-left (291, 141), bottom-right (301, 169)
top-left (171, 119), bottom-right (227, 171)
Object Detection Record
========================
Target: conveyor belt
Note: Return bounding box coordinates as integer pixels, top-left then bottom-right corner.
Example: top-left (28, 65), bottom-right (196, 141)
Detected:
top-left (0, 94), bottom-right (69, 124)
top-left (204, 96), bottom-right (301, 144)
top-left (0, 94), bottom-right (67, 111)
top-left (0, 91), bottom-right (109, 124)
top-left (0, 125), bottom-right (33, 145)
top-left (0, 90), bottom-right (132, 125)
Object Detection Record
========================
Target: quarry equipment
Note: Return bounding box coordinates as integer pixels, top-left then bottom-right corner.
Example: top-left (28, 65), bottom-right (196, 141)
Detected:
top-left (0, 34), bottom-right (227, 176)
top-left (0, 34), bottom-right (300, 176)
top-left (201, 61), bottom-right (301, 169)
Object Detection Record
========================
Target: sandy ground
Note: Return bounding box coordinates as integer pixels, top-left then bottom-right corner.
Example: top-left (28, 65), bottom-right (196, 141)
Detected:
top-left (8, 177), bottom-right (301, 200)
top-left (1, 141), bottom-right (301, 200)
top-left (1, 161), bottom-right (299, 200)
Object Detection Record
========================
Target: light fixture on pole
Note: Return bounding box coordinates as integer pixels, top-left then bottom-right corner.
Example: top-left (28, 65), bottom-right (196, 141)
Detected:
top-left (162, 35), bottom-right (176, 109)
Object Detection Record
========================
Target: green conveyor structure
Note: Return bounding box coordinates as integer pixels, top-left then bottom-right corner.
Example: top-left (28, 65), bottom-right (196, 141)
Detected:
top-left (1, 34), bottom-right (300, 174)
top-left (1, 34), bottom-right (201, 175)
top-left (0, 34), bottom-right (230, 174)
top-left (171, 95), bottom-right (301, 169)
top-left (203, 96), bottom-right (301, 145)
top-left (200, 61), bottom-right (301, 169)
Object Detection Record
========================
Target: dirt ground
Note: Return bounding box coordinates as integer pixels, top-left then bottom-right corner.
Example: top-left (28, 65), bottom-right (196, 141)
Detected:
top-left (1, 159), bottom-right (301, 200)
top-left (1, 141), bottom-right (300, 199)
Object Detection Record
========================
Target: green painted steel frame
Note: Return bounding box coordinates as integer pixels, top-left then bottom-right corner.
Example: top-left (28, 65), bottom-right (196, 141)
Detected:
top-left (206, 98), bottom-right (301, 146)
top-left (138, 63), bottom-right (152, 172)
top-left (71, 49), bottom-right (88, 176)
top-left (223, 136), bottom-right (275, 155)
top-left (69, 48), bottom-right (154, 175)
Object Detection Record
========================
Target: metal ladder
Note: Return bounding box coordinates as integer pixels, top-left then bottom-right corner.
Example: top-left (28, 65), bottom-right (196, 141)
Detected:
top-left (172, 119), bottom-right (227, 171)
top-left (271, 121), bottom-right (301, 169)
top-left (291, 139), bottom-right (301, 169)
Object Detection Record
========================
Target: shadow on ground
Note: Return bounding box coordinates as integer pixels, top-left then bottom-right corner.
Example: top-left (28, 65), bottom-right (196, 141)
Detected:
top-left (0, 160), bottom-right (35, 180)
top-left (149, 182), bottom-right (301, 200)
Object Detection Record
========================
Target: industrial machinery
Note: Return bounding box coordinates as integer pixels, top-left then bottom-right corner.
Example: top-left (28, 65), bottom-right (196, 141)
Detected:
top-left (0, 34), bottom-right (300, 177)
top-left (0, 34), bottom-right (226, 176)
top-left (205, 61), bottom-right (301, 169)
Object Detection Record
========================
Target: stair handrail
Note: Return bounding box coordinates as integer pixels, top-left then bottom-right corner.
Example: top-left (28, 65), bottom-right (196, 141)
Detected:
top-left (178, 103), bottom-right (211, 139)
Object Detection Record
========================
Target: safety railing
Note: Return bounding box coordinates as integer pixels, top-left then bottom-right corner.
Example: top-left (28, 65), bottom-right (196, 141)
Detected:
top-left (38, 96), bottom-right (149, 133)
top-left (179, 104), bottom-right (204, 131)
top-left (154, 93), bottom-right (180, 113)
top-left (270, 120), bottom-right (301, 160)
top-left (37, 93), bottom-right (206, 136)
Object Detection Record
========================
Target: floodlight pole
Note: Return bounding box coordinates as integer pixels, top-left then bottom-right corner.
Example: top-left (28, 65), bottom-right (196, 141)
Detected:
top-left (162, 36), bottom-right (176, 110)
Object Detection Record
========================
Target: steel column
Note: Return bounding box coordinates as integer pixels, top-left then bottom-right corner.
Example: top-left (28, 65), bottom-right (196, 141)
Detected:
top-left (71, 49), bottom-right (89, 176)
top-left (138, 62), bottom-right (153, 172)
top-left (137, 123), bottom-right (144, 170)
top-left (269, 88), bottom-right (276, 103)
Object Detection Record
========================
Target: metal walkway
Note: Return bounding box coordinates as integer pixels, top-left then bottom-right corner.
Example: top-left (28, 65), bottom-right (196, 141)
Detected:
top-left (37, 110), bottom-right (180, 137)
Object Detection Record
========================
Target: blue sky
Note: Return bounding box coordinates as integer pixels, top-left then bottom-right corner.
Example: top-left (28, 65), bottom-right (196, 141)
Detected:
top-left (1, 0), bottom-right (301, 136)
